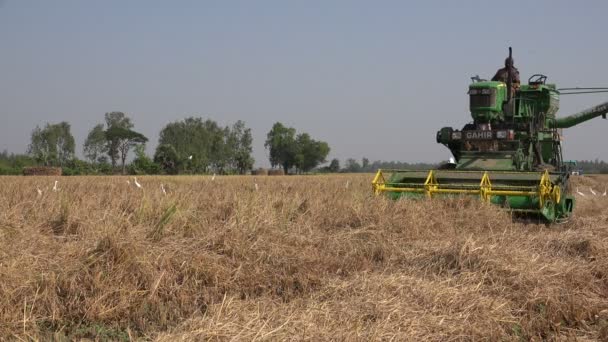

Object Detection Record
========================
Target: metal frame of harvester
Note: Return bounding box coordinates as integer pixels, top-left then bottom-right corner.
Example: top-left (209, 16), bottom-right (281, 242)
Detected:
top-left (373, 48), bottom-right (607, 222)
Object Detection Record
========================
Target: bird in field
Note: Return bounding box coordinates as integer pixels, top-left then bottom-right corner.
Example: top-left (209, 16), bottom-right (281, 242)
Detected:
top-left (52, 180), bottom-right (59, 192)
top-left (590, 187), bottom-right (597, 196)
top-left (345, 180), bottom-right (350, 189)
top-left (37, 187), bottom-right (43, 196)
top-left (126, 180), bottom-right (131, 185)
top-left (160, 183), bottom-right (167, 195)
top-left (133, 177), bottom-right (142, 189)
top-left (576, 187), bottom-right (586, 197)
top-left (188, 155), bottom-right (193, 160)
top-left (603, 188), bottom-right (607, 196)
top-left (211, 173), bottom-right (216, 181)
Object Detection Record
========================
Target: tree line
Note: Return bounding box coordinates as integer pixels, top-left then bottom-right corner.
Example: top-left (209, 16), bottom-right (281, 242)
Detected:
top-left (317, 158), bottom-right (439, 173)
top-left (0, 112), bottom-right (333, 175)
top-left (575, 160), bottom-right (608, 174)
top-left (4, 112), bottom-right (607, 175)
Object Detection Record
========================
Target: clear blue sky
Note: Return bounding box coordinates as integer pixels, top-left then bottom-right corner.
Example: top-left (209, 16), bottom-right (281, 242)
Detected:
top-left (1, 0), bottom-right (607, 166)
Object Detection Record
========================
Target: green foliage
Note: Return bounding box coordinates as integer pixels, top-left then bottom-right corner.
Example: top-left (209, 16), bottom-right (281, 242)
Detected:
top-left (0, 151), bottom-right (36, 174)
top-left (227, 120), bottom-right (255, 174)
top-left (316, 158), bottom-right (341, 173)
top-left (362, 158), bottom-right (370, 170)
top-left (294, 133), bottom-right (330, 173)
top-left (83, 123), bottom-right (108, 165)
top-left (105, 126), bottom-right (148, 174)
top-left (341, 158), bottom-right (439, 173)
top-left (154, 144), bottom-right (180, 175)
top-left (265, 123), bottom-right (330, 174)
top-left (576, 159), bottom-right (608, 174)
top-left (155, 117), bottom-right (254, 174)
top-left (343, 158), bottom-right (362, 173)
top-left (328, 158), bottom-right (340, 173)
top-left (130, 145), bottom-right (160, 175)
top-left (104, 112), bottom-right (134, 169)
top-left (148, 203), bottom-right (178, 242)
top-left (28, 122), bottom-right (75, 167)
top-left (157, 117), bottom-right (221, 173)
top-left (265, 122), bottom-right (298, 173)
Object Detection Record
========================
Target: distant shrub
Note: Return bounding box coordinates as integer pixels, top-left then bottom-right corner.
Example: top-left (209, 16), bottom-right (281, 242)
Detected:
top-left (23, 166), bottom-right (62, 176)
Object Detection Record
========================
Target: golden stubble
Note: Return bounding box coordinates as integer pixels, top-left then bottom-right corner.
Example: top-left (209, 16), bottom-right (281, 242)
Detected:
top-left (1, 174), bottom-right (608, 341)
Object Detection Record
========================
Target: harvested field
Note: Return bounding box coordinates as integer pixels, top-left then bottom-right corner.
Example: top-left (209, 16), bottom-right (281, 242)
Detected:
top-left (1, 174), bottom-right (608, 340)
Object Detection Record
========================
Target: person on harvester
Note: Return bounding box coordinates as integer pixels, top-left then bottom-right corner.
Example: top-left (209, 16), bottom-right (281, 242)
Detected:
top-left (492, 56), bottom-right (520, 92)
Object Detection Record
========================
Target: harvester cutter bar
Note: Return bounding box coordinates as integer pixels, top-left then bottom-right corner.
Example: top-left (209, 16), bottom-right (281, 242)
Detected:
top-left (372, 169), bottom-right (561, 209)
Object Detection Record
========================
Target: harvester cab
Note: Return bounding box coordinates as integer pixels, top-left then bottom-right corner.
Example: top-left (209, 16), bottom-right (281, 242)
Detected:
top-left (373, 48), bottom-right (608, 222)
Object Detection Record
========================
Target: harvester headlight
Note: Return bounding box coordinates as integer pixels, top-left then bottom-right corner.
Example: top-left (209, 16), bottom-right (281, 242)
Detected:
top-left (481, 88), bottom-right (492, 95)
top-left (451, 132), bottom-right (462, 140)
top-left (496, 130), bottom-right (507, 139)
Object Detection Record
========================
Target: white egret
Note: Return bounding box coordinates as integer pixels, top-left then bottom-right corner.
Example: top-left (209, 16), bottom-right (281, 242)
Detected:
top-left (188, 155), bottom-right (193, 160)
top-left (211, 173), bottom-right (216, 181)
top-left (37, 187), bottom-right (42, 196)
top-left (590, 187), bottom-right (597, 196)
top-left (161, 183), bottom-right (167, 195)
top-left (576, 188), bottom-right (586, 197)
top-left (345, 180), bottom-right (350, 189)
top-left (133, 177), bottom-right (142, 189)
top-left (52, 180), bottom-right (59, 192)
top-left (603, 188), bottom-right (607, 196)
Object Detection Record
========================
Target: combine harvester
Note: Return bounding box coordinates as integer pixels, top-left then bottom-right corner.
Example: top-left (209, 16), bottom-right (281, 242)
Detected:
top-left (372, 48), bottom-right (608, 222)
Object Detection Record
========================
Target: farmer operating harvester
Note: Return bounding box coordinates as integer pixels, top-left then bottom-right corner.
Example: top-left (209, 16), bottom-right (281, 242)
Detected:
top-left (373, 48), bottom-right (608, 222)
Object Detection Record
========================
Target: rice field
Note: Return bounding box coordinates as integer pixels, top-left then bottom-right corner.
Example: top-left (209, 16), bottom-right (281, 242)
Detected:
top-left (1, 174), bottom-right (608, 340)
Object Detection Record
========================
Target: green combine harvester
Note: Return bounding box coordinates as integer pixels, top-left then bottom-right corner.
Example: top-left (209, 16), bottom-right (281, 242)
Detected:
top-left (372, 48), bottom-right (608, 222)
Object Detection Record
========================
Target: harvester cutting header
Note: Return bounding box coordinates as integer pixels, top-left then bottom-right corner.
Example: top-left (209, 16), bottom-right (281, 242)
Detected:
top-left (373, 48), bottom-right (608, 222)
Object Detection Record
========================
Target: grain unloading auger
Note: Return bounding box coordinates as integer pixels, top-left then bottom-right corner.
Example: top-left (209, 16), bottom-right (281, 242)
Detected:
top-left (373, 48), bottom-right (608, 222)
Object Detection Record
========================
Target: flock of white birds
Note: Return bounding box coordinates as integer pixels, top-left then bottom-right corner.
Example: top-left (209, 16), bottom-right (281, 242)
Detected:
top-left (576, 187), bottom-right (607, 197)
top-left (33, 173), bottom-right (241, 197)
top-left (31, 177), bottom-right (608, 198)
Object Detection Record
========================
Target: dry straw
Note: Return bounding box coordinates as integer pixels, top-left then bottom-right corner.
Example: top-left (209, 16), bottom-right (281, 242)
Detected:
top-left (1, 174), bottom-right (608, 340)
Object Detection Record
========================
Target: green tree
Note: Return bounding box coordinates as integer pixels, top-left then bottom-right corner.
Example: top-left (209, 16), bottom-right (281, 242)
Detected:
top-left (265, 122), bottom-right (297, 174)
top-left (154, 144), bottom-right (180, 174)
top-left (130, 144), bottom-right (160, 175)
top-left (361, 157), bottom-right (370, 171)
top-left (104, 112), bottom-right (133, 169)
top-left (105, 111), bottom-right (133, 130)
top-left (227, 120), bottom-right (254, 174)
top-left (344, 158), bottom-right (362, 173)
top-left (157, 117), bottom-right (221, 173)
top-left (83, 124), bottom-right (108, 165)
top-left (328, 158), bottom-right (340, 173)
top-left (28, 122), bottom-right (75, 166)
top-left (207, 121), bottom-right (230, 173)
top-left (105, 126), bottom-right (148, 174)
top-left (155, 117), bottom-right (253, 174)
top-left (294, 133), bottom-right (330, 173)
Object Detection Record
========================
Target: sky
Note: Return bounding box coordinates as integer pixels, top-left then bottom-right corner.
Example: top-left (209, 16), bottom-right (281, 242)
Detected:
top-left (1, 0), bottom-right (608, 166)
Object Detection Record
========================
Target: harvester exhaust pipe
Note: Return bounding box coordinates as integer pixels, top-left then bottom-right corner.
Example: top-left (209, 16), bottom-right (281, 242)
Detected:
top-left (506, 47), bottom-right (513, 103)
